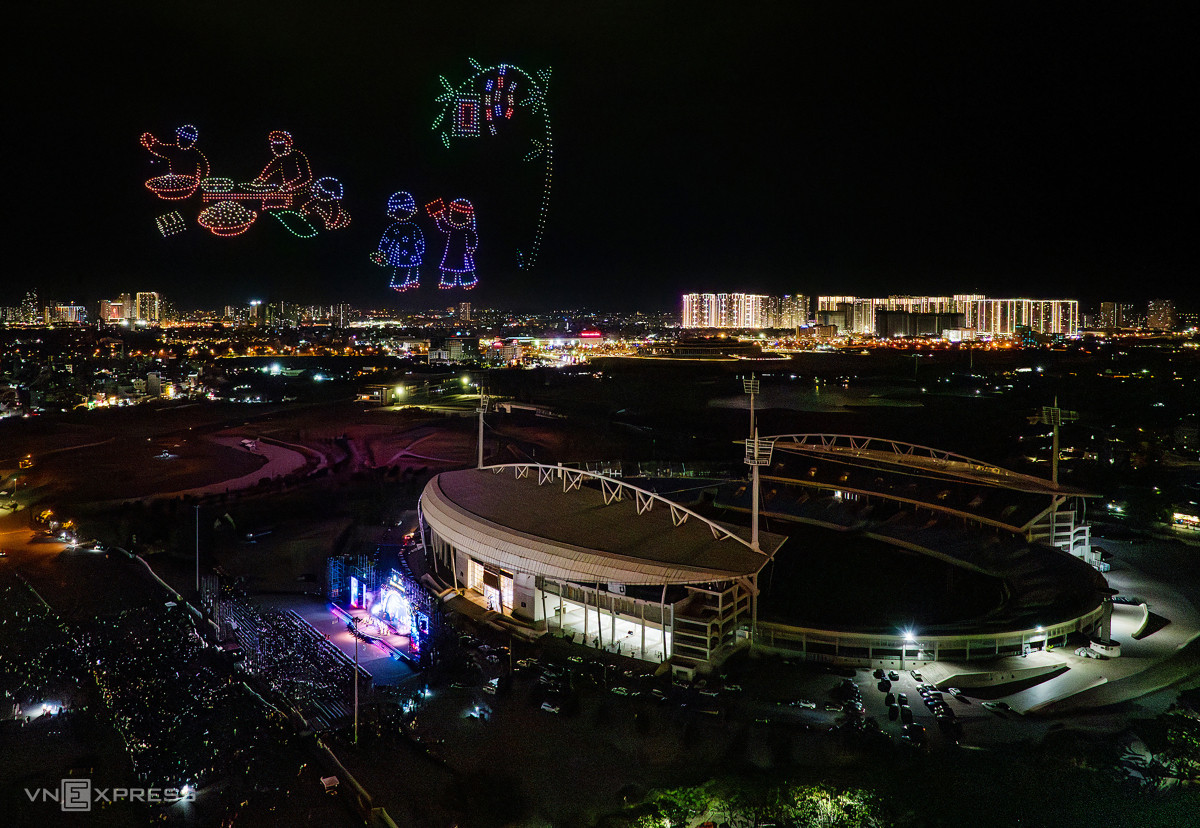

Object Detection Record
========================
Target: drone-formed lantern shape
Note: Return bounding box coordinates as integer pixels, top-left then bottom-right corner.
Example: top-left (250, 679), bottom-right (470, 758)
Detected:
top-left (432, 60), bottom-right (552, 270)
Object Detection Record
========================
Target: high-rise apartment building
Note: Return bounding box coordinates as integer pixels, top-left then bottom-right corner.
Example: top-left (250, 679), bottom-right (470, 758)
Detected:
top-left (817, 296), bottom-right (857, 311)
top-left (1147, 299), bottom-right (1175, 331)
top-left (779, 295), bottom-right (810, 328)
top-left (21, 290), bottom-right (39, 323)
top-left (1098, 302), bottom-right (1136, 329)
top-left (963, 298), bottom-right (1078, 336)
top-left (98, 299), bottom-right (125, 322)
top-left (44, 303), bottom-right (86, 323)
top-left (685, 292), bottom-right (1078, 336)
top-left (136, 292), bottom-right (161, 324)
top-left (681, 293), bottom-right (773, 328)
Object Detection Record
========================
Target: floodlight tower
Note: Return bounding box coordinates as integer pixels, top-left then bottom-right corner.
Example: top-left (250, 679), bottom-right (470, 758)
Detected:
top-left (476, 392), bottom-right (489, 469)
top-left (743, 375), bottom-right (773, 639)
top-left (1030, 397), bottom-right (1078, 485)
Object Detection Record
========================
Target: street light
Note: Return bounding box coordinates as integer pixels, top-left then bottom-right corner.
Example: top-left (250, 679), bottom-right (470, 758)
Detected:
top-left (352, 615), bottom-right (361, 745)
top-left (194, 505), bottom-right (200, 593)
top-left (901, 629), bottom-right (916, 670)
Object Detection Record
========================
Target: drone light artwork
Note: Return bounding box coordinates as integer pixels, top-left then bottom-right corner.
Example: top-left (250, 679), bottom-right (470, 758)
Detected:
top-left (142, 127), bottom-right (350, 239)
top-left (371, 191), bottom-right (426, 292)
top-left (432, 60), bottom-right (552, 269)
top-left (427, 197), bottom-right (479, 289)
top-left (155, 212), bottom-right (187, 237)
top-left (141, 125), bottom-right (209, 201)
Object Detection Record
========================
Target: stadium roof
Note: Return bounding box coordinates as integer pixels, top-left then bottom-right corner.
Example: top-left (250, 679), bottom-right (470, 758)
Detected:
top-left (767, 434), bottom-right (1099, 498)
top-left (421, 466), bottom-right (785, 586)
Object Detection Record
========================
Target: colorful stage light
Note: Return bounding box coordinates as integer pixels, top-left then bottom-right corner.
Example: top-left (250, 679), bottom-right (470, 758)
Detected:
top-left (433, 60), bottom-right (553, 269)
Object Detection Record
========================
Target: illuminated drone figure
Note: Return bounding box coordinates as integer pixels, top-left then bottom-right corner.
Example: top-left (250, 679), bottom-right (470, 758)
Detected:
top-left (249, 130), bottom-right (312, 194)
top-left (298, 177), bottom-right (351, 231)
top-left (371, 191), bottom-right (425, 292)
top-left (140, 124), bottom-right (209, 200)
top-left (427, 198), bottom-right (478, 289)
top-left (432, 60), bottom-right (553, 269)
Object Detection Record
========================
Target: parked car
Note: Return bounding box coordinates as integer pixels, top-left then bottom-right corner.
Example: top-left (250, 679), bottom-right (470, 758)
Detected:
top-left (910, 670), bottom-right (923, 681)
top-left (887, 671), bottom-right (900, 681)
top-left (540, 703), bottom-right (560, 713)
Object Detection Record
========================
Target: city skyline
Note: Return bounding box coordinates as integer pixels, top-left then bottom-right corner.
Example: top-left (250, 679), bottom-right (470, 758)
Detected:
top-left (8, 3), bottom-right (1195, 311)
top-left (4, 5), bottom-right (1199, 822)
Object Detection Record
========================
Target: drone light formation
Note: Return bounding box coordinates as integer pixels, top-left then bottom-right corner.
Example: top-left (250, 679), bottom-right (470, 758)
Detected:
top-left (428, 197), bottom-right (479, 290)
top-left (141, 127), bottom-right (349, 240)
top-left (155, 212), bottom-right (187, 237)
top-left (433, 60), bottom-right (553, 269)
top-left (141, 124), bottom-right (209, 201)
top-left (372, 191), bottom-right (426, 292)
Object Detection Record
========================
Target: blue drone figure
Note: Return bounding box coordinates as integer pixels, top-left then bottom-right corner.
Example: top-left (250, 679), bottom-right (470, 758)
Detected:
top-left (371, 191), bottom-right (426, 292)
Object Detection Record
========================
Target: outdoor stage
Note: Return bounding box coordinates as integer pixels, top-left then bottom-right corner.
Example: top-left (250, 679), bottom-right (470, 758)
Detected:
top-left (261, 595), bottom-right (420, 686)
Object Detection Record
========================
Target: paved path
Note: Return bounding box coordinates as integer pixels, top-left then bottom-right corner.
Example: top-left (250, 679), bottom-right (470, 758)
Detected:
top-left (151, 434), bottom-right (309, 499)
top-left (980, 549), bottom-right (1200, 717)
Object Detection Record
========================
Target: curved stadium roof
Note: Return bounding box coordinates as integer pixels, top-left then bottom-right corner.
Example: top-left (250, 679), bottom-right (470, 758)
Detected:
top-left (420, 467), bottom-right (786, 586)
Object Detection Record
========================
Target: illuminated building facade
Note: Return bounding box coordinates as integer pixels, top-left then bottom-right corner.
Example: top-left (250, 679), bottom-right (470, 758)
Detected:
top-left (1147, 299), bottom-right (1176, 330)
top-left (961, 299), bottom-right (1078, 336)
top-left (136, 292), bottom-right (161, 325)
top-left (680, 293), bottom-right (773, 328)
top-left (99, 299), bottom-right (126, 323)
top-left (44, 303), bottom-right (86, 323)
top-left (817, 295), bottom-right (856, 310)
top-left (682, 293), bottom-right (1078, 335)
top-left (1098, 302), bottom-right (1134, 328)
top-left (779, 294), bottom-right (810, 328)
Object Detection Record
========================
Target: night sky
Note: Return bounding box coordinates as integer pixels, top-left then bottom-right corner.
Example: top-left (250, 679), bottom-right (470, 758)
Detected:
top-left (9, 2), bottom-right (1195, 311)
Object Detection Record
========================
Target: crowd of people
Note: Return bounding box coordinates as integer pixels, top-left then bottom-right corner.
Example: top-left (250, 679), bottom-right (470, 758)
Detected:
top-left (0, 581), bottom-right (87, 717)
top-left (219, 590), bottom-right (363, 729)
top-left (77, 602), bottom-right (294, 789)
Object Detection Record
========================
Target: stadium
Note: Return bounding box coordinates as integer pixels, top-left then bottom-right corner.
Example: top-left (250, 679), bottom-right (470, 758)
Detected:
top-left (418, 435), bottom-right (1113, 673)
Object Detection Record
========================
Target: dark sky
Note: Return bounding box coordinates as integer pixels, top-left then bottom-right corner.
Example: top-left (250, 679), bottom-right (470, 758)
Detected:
top-left (8, 2), bottom-right (1195, 311)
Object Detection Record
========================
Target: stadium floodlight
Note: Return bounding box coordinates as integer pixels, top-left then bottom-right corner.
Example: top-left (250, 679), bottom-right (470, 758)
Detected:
top-left (1028, 398), bottom-right (1078, 485)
